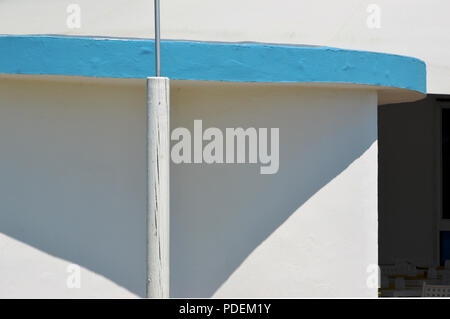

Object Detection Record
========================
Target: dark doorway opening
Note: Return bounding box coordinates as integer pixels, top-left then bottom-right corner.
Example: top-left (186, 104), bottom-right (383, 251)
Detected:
top-left (378, 94), bottom-right (450, 297)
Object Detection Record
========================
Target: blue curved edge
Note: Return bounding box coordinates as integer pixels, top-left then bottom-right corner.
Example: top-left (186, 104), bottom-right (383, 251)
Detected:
top-left (0, 35), bottom-right (426, 93)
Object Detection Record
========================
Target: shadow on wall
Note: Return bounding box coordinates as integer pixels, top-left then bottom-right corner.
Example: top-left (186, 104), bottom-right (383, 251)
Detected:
top-left (170, 82), bottom-right (377, 297)
top-left (0, 79), bottom-right (376, 297)
top-left (0, 79), bottom-right (148, 297)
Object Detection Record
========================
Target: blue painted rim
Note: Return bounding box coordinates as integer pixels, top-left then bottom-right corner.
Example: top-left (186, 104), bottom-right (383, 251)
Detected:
top-left (0, 35), bottom-right (426, 93)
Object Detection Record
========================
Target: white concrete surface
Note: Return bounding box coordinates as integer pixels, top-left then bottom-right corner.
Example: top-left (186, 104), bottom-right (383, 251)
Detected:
top-left (0, 233), bottom-right (136, 298)
top-left (0, 77), bottom-right (377, 297)
top-left (0, 0), bottom-right (447, 94)
top-left (171, 82), bottom-right (378, 297)
top-left (213, 143), bottom-right (378, 298)
top-left (0, 77), bottom-right (147, 298)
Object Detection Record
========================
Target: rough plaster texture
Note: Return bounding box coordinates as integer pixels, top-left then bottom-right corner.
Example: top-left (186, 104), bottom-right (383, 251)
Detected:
top-left (0, 233), bottom-right (135, 298)
top-left (0, 78), bottom-right (147, 297)
top-left (0, 36), bottom-right (426, 101)
top-left (0, 78), bottom-right (377, 297)
top-left (171, 82), bottom-right (378, 297)
top-left (0, 0), bottom-right (446, 93)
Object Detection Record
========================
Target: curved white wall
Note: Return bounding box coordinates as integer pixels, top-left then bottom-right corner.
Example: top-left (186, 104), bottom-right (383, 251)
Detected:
top-left (0, 0), bottom-right (447, 93)
top-left (0, 77), bottom-right (377, 297)
top-left (171, 82), bottom-right (378, 297)
top-left (0, 77), bottom-right (146, 298)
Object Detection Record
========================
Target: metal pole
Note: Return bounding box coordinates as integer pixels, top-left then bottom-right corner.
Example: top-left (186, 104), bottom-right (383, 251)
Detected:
top-left (154, 0), bottom-right (161, 77)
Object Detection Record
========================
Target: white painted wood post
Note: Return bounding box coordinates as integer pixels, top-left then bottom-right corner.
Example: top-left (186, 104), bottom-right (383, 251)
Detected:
top-left (146, 77), bottom-right (170, 298)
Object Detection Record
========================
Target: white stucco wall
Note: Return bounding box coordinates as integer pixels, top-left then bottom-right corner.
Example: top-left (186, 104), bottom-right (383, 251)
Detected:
top-left (0, 77), bottom-right (378, 297)
top-left (0, 77), bottom-right (146, 298)
top-left (171, 82), bottom-right (378, 297)
top-left (0, 233), bottom-right (135, 298)
top-left (0, 0), bottom-right (447, 93)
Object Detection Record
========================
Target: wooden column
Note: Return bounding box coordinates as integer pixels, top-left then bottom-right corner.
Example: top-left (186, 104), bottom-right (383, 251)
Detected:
top-left (146, 77), bottom-right (170, 298)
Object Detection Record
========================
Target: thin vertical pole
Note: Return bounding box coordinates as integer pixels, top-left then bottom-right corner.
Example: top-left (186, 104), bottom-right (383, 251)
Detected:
top-left (154, 0), bottom-right (161, 77)
top-left (146, 77), bottom-right (170, 298)
top-left (146, 0), bottom-right (169, 298)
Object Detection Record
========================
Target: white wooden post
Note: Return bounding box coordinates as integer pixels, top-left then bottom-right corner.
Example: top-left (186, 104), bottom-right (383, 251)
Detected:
top-left (146, 77), bottom-right (170, 298)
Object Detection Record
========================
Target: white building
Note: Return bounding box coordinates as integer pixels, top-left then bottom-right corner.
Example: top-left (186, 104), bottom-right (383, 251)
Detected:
top-left (0, 1), bottom-right (447, 298)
